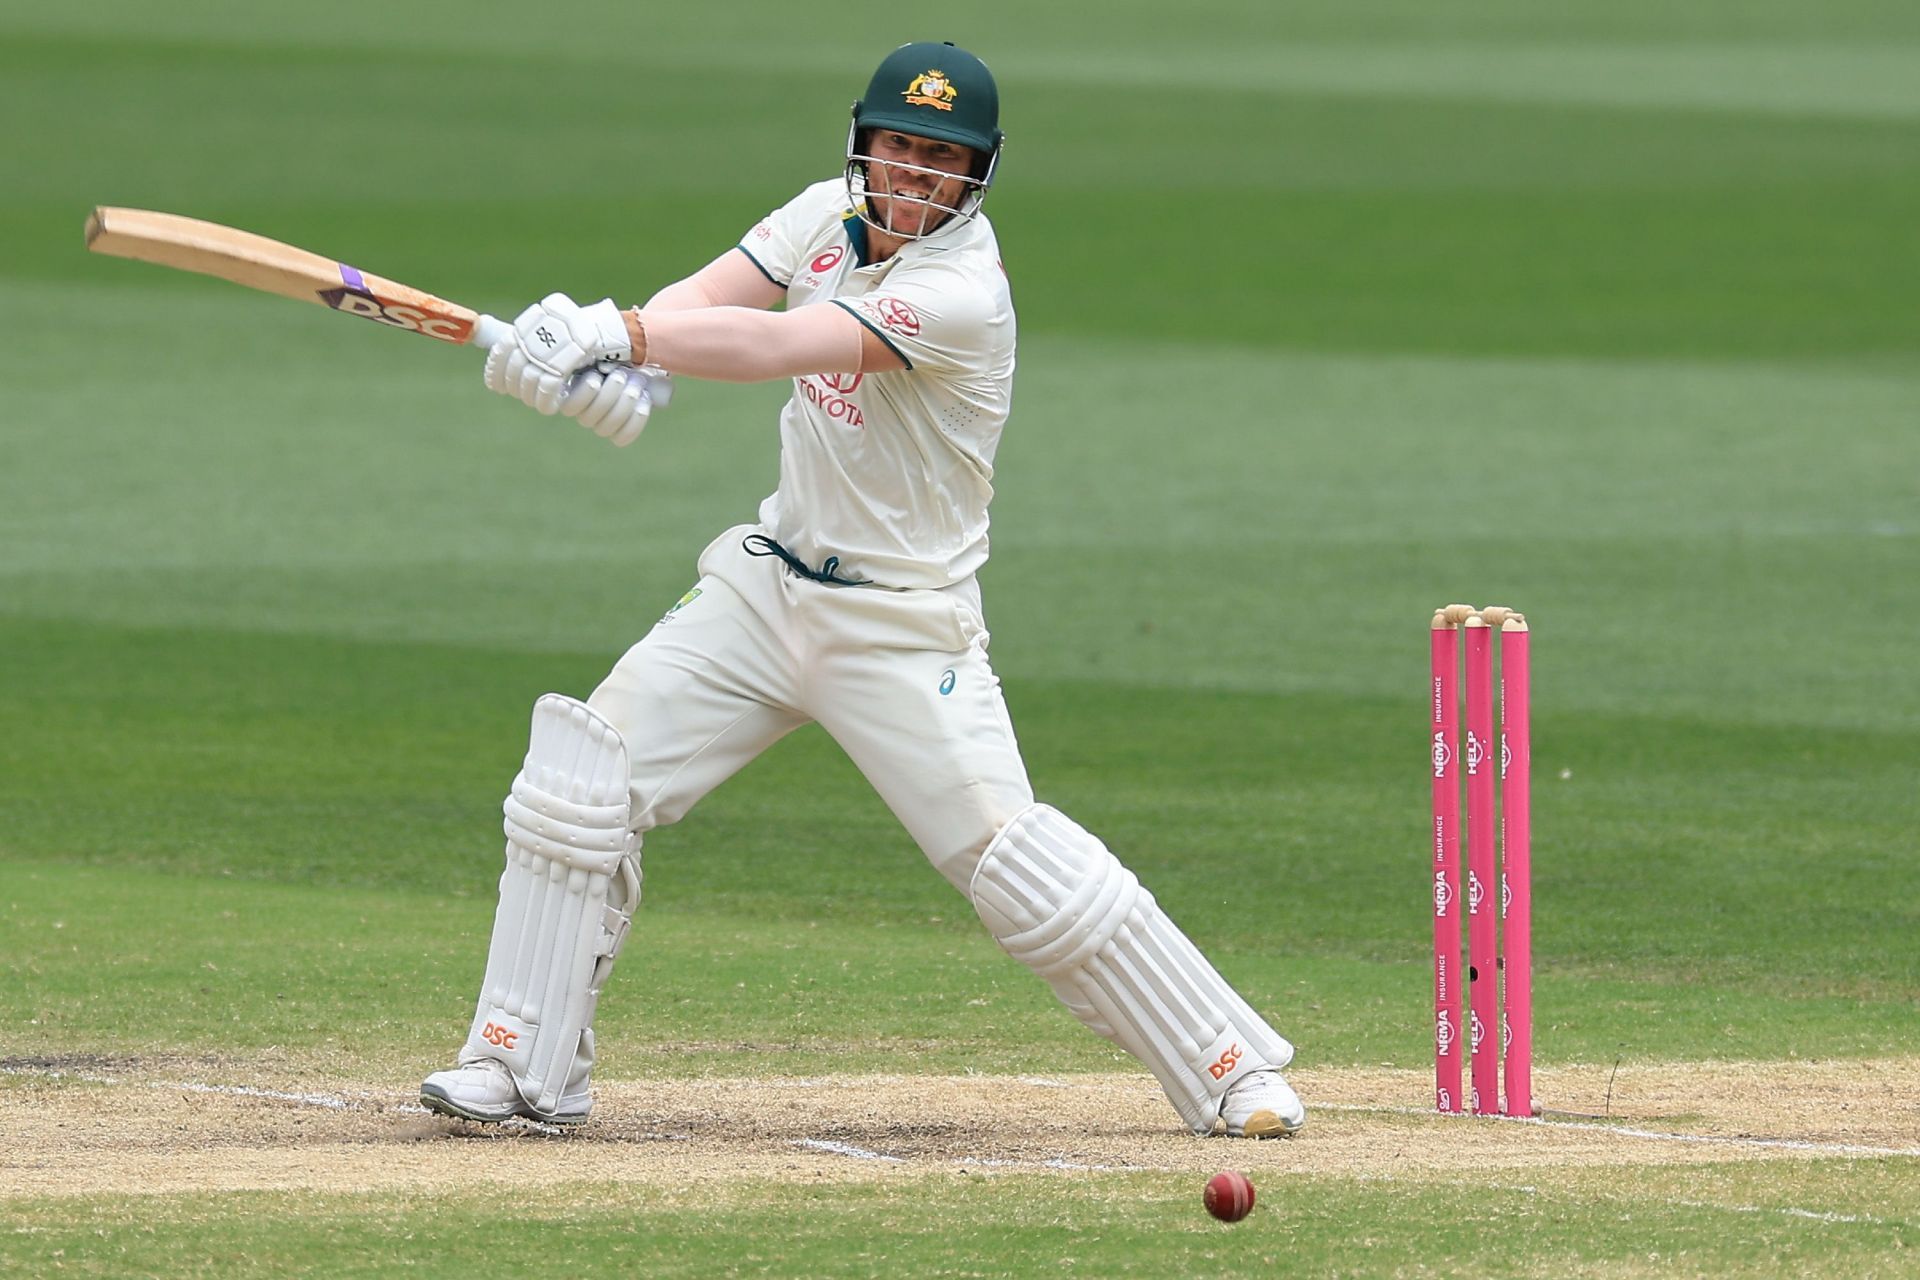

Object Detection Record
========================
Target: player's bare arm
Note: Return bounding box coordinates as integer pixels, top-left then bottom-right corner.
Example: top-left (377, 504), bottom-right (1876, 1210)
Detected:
top-left (624, 303), bottom-right (903, 382)
top-left (643, 248), bottom-right (786, 312)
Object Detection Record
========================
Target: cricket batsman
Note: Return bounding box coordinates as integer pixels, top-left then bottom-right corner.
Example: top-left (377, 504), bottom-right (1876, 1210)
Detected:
top-left (421, 41), bottom-right (1306, 1139)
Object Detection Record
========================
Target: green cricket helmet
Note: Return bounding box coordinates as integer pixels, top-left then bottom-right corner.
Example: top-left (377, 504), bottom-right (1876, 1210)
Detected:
top-left (845, 41), bottom-right (1004, 239)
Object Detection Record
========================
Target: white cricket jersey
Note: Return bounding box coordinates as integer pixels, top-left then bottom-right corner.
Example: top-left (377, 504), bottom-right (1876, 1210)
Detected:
top-left (737, 179), bottom-right (1015, 590)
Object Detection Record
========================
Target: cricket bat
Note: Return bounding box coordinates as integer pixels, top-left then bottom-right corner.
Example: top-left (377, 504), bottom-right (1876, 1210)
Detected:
top-left (84, 206), bottom-right (511, 350)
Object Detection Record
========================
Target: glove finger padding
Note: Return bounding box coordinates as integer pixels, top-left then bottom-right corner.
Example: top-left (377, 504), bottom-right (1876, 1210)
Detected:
top-left (605, 384), bottom-right (651, 447)
top-left (483, 337), bottom-right (519, 397)
top-left (559, 367), bottom-right (607, 418)
top-left (509, 351), bottom-right (566, 416)
top-left (532, 366), bottom-right (572, 417)
top-left (578, 369), bottom-right (651, 446)
top-left (574, 370), bottom-right (631, 432)
top-left (489, 340), bottom-right (563, 412)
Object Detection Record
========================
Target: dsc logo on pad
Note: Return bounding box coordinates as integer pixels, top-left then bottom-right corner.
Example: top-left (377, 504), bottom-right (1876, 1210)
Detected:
top-left (1207, 1043), bottom-right (1243, 1080)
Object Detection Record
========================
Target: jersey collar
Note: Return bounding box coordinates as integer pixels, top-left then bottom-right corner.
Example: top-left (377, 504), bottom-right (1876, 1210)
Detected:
top-left (843, 202), bottom-right (978, 269)
top-left (842, 208), bottom-right (874, 267)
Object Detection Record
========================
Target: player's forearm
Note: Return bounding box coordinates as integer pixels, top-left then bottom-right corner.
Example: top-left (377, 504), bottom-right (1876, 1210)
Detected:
top-left (626, 304), bottom-right (862, 383)
top-left (642, 277), bottom-right (721, 311)
top-left (642, 249), bottom-right (784, 313)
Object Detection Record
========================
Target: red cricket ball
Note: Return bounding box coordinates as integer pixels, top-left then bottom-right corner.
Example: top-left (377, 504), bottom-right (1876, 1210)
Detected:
top-left (1203, 1170), bottom-right (1256, 1222)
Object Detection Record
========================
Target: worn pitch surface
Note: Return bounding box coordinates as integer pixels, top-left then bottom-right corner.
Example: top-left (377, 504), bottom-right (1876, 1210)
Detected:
top-left (7, 1058), bottom-right (1916, 1199)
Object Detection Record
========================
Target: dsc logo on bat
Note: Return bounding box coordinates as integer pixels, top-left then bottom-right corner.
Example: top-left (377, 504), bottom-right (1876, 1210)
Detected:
top-left (318, 285), bottom-right (473, 343)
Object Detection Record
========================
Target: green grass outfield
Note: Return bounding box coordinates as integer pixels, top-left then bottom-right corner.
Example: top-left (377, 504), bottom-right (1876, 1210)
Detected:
top-left (9, 1163), bottom-right (1919, 1279)
top-left (3, 1), bottom-right (1917, 1275)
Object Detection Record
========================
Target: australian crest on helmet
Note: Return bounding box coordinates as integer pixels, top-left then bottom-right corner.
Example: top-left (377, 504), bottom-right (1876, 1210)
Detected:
top-left (903, 69), bottom-right (959, 111)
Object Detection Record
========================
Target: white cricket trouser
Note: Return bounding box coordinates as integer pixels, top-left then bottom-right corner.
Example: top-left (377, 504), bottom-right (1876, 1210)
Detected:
top-left (588, 524), bottom-right (1035, 888)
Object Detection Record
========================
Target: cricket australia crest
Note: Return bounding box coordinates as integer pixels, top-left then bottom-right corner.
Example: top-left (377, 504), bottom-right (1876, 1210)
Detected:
top-left (903, 69), bottom-right (958, 111)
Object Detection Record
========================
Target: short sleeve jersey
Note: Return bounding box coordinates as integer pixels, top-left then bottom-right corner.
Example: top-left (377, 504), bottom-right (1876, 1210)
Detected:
top-left (736, 179), bottom-right (1015, 589)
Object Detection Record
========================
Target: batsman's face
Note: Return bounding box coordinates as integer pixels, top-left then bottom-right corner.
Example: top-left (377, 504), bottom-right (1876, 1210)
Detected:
top-left (866, 131), bottom-right (978, 235)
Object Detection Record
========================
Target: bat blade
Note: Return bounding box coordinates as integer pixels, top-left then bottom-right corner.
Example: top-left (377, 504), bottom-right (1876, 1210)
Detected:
top-left (85, 206), bottom-right (504, 347)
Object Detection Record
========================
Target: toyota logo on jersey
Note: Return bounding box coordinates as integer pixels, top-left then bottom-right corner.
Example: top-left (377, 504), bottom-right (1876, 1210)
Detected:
top-left (820, 370), bottom-right (864, 393)
top-left (872, 297), bottom-right (922, 337)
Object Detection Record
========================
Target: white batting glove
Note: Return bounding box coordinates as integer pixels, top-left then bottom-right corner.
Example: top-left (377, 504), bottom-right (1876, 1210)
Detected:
top-left (483, 294), bottom-right (632, 415)
top-left (483, 332), bottom-right (564, 413)
top-left (559, 364), bottom-right (673, 447)
top-left (517, 293), bottom-right (632, 375)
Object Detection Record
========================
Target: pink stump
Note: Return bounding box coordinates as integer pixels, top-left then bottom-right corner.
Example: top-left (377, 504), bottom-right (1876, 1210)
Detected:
top-left (1429, 621), bottom-right (1462, 1113)
top-left (1500, 620), bottom-right (1533, 1116)
top-left (1464, 618), bottom-right (1498, 1115)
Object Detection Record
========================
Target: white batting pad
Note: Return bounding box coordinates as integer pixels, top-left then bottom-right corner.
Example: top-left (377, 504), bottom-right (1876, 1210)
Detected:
top-left (970, 804), bottom-right (1293, 1133)
top-left (463, 694), bottom-right (640, 1115)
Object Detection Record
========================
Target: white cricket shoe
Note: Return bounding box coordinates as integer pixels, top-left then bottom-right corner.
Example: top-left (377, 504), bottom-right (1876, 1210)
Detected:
top-left (419, 1059), bottom-right (591, 1126)
top-left (1218, 1068), bottom-right (1306, 1138)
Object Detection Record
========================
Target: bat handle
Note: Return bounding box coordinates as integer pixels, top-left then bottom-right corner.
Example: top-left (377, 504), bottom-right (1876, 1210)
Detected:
top-left (471, 313), bottom-right (512, 350)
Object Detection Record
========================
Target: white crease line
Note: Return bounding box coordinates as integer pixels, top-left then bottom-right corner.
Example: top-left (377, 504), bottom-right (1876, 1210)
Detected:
top-left (1488, 1180), bottom-right (1895, 1228)
top-left (1316, 1101), bottom-right (1920, 1159)
top-left (1384, 1172), bottom-right (1898, 1228)
top-left (170, 1081), bottom-right (353, 1110)
top-left (3, 1065), bottom-right (423, 1116)
top-left (959, 1156), bottom-right (1147, 1172)
top-left (793, 1138), bottom-right (906, 1163)
top-left (1557, 1120), bottom-right (1920, 1159)
top-left (769, 1076), bottom-right (1075, 1090)
top-left (793, 1141), bottom-right (1144, 1173)
top-left (1674, 1199), bottom-right (1886, 1226)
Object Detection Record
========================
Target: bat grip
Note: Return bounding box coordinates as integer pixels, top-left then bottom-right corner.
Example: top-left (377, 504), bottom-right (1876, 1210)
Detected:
top-left (471, 313), bottom-right (512, 350)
